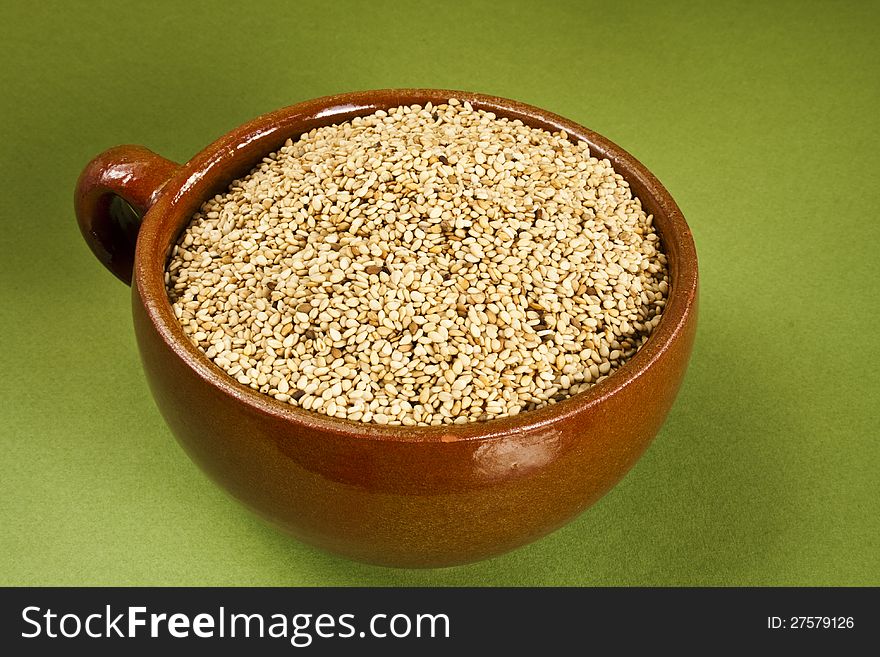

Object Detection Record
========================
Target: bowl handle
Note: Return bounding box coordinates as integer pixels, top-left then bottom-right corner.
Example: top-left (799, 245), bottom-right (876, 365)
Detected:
top-left (74, 145), bottom-right (180, 286)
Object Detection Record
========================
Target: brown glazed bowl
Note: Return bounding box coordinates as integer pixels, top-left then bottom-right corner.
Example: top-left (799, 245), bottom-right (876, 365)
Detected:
top-left (74, 90), bottom-right (698, 567)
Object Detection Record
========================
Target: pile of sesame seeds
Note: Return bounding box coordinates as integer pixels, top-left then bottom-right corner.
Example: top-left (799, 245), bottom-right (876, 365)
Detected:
top-left (166, 99), bottom-right (668, 426)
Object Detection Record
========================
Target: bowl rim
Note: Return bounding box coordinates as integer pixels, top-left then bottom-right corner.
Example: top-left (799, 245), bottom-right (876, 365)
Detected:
top-left (134, 88), bottom-right (698, 444)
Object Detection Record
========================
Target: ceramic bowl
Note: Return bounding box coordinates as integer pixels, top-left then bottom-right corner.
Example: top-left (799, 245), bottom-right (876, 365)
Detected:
top-left (74, 89), bottom-right (698, 567)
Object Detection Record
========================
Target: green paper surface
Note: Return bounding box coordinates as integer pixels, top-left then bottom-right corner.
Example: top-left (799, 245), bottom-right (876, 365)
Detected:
top-left (1, 0), bottom-right (877, 586)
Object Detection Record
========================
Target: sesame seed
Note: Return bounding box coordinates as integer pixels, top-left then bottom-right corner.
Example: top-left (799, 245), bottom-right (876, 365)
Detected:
top-left (167, 100), bottom-right (668, 426)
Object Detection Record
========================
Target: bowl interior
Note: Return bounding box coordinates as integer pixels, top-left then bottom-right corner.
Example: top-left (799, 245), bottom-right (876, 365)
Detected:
top-left (136, 89), bottom-right (697, 442)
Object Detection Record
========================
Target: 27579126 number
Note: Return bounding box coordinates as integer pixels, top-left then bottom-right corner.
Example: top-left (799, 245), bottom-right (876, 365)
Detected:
top-left (768, 616), bottom-right (854, 629)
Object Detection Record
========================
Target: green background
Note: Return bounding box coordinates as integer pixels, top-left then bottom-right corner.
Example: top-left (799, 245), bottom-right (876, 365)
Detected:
top-left (1, 0), bottom-right (877, 586)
